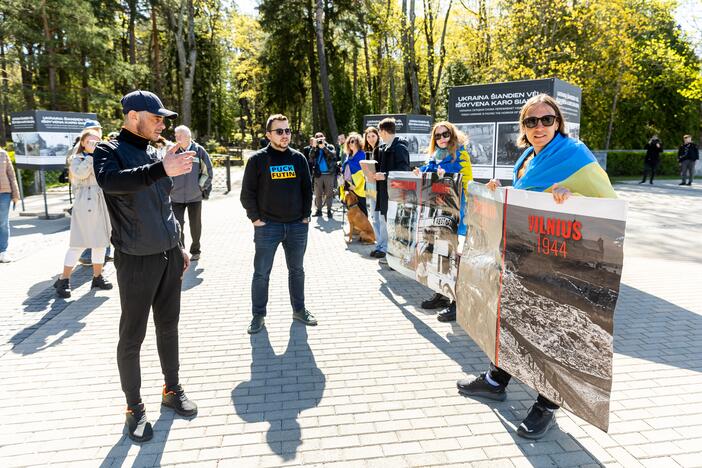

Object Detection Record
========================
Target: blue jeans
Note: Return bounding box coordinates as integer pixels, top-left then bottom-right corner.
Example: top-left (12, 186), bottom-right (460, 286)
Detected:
top-left (251, 220), bottom-right (309, 316)
top-left (0, 193), bottom-right (10, 253)
top-left (369, 199), bottom-right (388, 253)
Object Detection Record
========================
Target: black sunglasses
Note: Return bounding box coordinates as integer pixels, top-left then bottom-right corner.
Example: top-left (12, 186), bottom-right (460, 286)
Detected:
top-left (434, 130), bottom-right (451, 141)
top-left (271, 128), bottom-right (292, 136)
top-left (522, 115), bottom-right (557, 128)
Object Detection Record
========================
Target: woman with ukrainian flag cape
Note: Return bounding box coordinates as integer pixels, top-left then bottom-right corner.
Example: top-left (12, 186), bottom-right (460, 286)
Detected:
top-left (340, 132), bottom-right (368, 216)
top-left (457, 93), bottom-right (617, 441)
top-left (414, 121), bottom-right (474, 322)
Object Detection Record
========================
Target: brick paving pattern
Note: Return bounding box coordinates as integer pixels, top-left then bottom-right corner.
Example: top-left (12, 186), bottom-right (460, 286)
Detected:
top-left (1, 178), bottom-right (701, 467)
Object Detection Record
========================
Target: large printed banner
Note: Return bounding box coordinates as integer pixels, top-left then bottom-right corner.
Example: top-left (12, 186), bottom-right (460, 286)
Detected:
top-left (456, 183), bottom-right (627, 431)
top-left (386, 171), bottom-right (462, 300)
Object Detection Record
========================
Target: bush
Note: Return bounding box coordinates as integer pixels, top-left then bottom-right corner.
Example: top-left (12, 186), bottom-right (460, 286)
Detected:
top-left (606, 151), bottom-right (679, 177)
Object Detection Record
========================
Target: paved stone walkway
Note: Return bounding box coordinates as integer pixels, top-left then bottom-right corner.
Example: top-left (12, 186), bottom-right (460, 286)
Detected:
top-left (1, 179), bottom-right (701, 467)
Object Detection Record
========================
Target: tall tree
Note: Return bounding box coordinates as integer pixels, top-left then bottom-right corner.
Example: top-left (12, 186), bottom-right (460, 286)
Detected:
top-left (165, 0), bottom-right (197, 126)
top-left (315, 0), bottom-right (338, 140)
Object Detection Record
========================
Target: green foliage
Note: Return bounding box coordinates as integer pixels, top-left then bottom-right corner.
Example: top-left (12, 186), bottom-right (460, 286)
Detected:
top-left (0, 0), bottom-right (699, 152)
top-left (606, 151), bottom-right (680, 176)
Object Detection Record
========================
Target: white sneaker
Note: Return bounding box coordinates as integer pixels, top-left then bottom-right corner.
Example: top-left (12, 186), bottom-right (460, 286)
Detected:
top-left (0, 252), bottom-right (10, 263)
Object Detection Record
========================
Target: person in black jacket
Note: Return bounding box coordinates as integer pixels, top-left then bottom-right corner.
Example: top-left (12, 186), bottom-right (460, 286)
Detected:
top-left (93, 90), bottom-right (198, 443)
top-left (640, 135), bottom-right (663, 184)
top-left (240, 114), bottom-right (316, 335)
top-left (678, 134), bottom-right (699, 186)
top-left (373, 118), bottom-right (410, 263)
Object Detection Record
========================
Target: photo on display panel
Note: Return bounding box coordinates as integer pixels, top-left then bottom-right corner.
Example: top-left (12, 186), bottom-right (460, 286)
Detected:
top-left (403, 133), bottom-right (432, 165)
top-left (567, 122), bottom-right (580, 141)
top-left (455, 123), bottom-right (495, 166)
top-left (40, 132), bottom-right (76, 157)
top-left (496, 122), bottom-right (522, 166)
top-left (11, 132), bottom-right (41, 156)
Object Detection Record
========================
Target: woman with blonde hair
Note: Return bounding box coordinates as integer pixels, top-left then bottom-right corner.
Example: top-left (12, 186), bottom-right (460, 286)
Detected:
top-left (413, 121), bottom-right (474, 320)
top-left (458, 93), bottom-right (616, 440)
top-left (53, 128), bottom-right (113, 297)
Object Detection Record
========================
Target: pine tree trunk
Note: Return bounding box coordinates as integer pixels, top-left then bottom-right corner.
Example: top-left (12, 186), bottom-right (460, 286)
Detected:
top-left (151, 2), bottom-right (162, 95)
top-left (40, 0), bottom-right (57, 108)
top-left (0, 33), bottom-right (9, 145)
top-left (315, 0), bottom-right (338, 140)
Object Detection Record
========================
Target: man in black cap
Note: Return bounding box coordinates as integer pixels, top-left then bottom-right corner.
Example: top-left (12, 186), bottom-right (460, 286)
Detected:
top-left (93, 90), bottom-right (198, 443)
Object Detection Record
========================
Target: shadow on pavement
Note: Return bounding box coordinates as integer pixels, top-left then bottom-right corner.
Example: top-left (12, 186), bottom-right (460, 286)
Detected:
top-left (313, 214), bottom-right (343, 233)
top-left (379, 274), bottom-right (605, 465)
top-left (182, 261), bottom-right (204, 291)
top-left (9, 216), bottom-right (69, 238)
top-left (232, 323), bottom-right (325, 460)
top-left (614, 283), bottom-right (702, 373)
top-left (9, 268), bottom-right (102, 355)
top-left (99, 406), bottom-right (176, 468)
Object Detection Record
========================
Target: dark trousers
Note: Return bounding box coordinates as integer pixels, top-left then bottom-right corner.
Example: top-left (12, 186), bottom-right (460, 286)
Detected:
top-left (114, 246), bottom-right (184, 406)
top-left (172, 201), bottom-right (203, 255)
top-left (488, 363), bottom-right (560, 410)
top-left (252, 221), bottom-right (308, 316)
top-left (641, 162), bottom-right (658, 183)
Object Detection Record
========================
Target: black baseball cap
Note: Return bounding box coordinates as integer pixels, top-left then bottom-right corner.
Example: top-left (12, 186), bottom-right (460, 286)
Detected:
top-left (121, 90), bottom-right (178, 118)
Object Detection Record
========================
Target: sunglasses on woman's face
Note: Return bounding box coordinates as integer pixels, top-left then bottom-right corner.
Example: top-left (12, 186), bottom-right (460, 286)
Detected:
top-left (434, 131), bottom-right (451, 141)
top-left (522, 115), bottom-right (557, 128)
top-left (271, 128), bottom-right (292, 136)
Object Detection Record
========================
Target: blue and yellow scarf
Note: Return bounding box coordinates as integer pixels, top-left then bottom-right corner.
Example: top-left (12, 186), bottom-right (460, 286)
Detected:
top-left (513, 133), bottom-right (616, 199)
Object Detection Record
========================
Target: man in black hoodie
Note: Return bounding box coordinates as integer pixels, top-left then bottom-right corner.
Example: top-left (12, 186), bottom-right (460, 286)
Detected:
top-left (240, 114), bottom-right (316, 334)
top-left (372, 117), bottom-right (411, 263)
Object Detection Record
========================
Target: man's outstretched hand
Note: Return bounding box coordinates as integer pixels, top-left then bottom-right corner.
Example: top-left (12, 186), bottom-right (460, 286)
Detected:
top-left (163, 146), bottom-right (194, 177)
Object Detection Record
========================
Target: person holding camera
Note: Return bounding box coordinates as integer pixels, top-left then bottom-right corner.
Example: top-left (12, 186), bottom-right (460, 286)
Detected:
top-left (640, 135), bottom-right (663, 184)
top-left (171, 125), bottom-right (213, 262)
top-left (53, 128), bottom-right (113, 298)
top-left (309, 132), bottom-right (338, 217)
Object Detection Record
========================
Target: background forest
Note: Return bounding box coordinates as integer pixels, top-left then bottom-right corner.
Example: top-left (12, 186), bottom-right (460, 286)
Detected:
top-left (1, 0), bottom-right (701, 151)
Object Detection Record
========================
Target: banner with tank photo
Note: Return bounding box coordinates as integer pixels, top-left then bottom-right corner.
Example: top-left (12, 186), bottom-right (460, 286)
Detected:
top-left (11, 110), bottom-right (98, 169)
top-left (456, 183), bottom-right (626, 432)
top-left (386, 171), bottom-right (463, 300)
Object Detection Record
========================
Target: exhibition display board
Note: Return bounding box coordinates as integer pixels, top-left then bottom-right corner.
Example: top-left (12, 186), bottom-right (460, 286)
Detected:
top-left (363, 114), bottom-right (433, 166)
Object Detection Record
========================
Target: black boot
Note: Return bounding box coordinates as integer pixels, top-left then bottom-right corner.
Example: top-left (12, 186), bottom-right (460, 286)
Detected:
top-left (53, 278), bottom-right (71, 298)
top-left (421, 293), bottom-right (451, 310)
top-left (91, 275), bottom-right (113, 290)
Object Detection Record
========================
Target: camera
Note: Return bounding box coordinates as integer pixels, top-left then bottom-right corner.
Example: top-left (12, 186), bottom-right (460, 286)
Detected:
top-left (317, 138), bottom-right (324, 145)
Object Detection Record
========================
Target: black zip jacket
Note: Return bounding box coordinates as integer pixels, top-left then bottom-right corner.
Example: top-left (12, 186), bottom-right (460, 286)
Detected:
top-left (240, 145), bottom-right (313, 223)
top-left (376, 137), bottom-right (410, 216)
top-left (93, 128), bottom-right (180, 256)
top-left (678, 142), bottom-right (699, 162)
